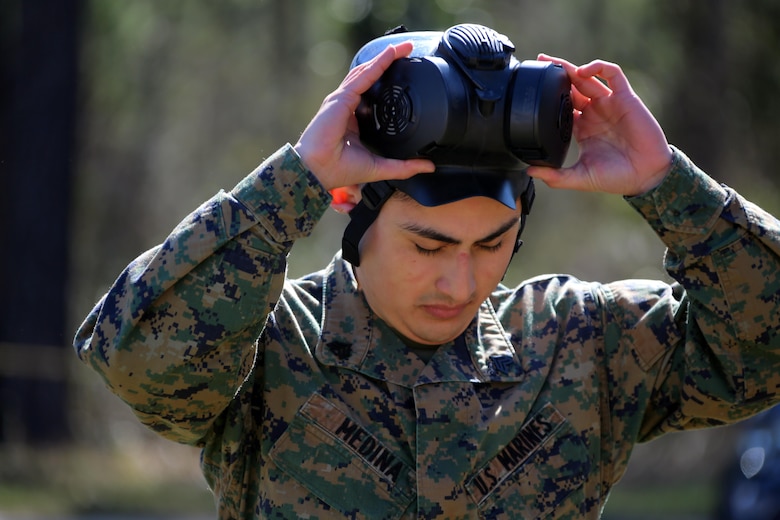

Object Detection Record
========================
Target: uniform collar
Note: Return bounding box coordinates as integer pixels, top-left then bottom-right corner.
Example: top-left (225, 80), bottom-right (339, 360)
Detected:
top-left (315, 253), bottom-right (523, 387)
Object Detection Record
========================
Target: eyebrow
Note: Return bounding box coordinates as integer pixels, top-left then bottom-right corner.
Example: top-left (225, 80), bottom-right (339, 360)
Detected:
top-left (400, 216), bottom-right (519, 245)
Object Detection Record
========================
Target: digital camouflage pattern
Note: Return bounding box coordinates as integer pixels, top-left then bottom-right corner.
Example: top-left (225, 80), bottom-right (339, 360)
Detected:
top-left (75, 143), bottom-right (780, 519)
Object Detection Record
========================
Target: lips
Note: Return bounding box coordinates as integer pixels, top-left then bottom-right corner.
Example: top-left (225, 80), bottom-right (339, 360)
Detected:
top-left (421, 303), bottom-right (469, 320)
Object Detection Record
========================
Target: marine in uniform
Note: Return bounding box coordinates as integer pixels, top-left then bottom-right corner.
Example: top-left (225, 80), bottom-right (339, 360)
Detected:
top-left (75, 24), bottom-right (780, 519)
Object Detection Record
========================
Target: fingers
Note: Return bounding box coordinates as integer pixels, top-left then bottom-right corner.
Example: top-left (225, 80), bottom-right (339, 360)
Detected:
top-left (296, 42), bottom-right (421, 188)
top-left (537, 53), bottom-right (577, 75)
top-left (341, 42), bottom-right (435, 181)
top-left (577, 59), bottom-right (633, 95)
top-left (537, 54), bottom-right (632, 101)
top-left (537, 53), bottom-right (604, 113)
top-left (338, 42), bottom-right (414, 110)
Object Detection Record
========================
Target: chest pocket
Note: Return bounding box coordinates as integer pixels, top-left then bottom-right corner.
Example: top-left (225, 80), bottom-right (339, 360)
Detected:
top-left (269, 393), bottom-right (416, 519)
top-left (466, 403), bottom-right (590, 519)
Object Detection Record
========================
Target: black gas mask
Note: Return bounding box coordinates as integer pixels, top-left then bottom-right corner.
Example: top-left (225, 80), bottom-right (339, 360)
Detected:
top-left (342, 24), bottom-right (573, 266)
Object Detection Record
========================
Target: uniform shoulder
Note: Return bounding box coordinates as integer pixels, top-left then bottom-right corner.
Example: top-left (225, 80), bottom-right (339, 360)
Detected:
top-left (494, 273), bottom-right (598, 298)
top-left (491, 274), bottom-right (601, 315)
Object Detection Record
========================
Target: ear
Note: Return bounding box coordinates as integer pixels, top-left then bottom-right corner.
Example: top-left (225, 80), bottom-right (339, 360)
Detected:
top-left (329, 185), bottom-right (362, 214)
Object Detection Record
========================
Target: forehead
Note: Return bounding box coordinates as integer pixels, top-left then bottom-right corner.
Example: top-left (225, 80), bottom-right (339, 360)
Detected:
top-left (382, 193), bottom-right (521, 235)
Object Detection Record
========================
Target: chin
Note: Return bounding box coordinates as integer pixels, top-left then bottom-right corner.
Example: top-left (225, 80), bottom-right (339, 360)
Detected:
top-left (411, 327), bottom-right (465, 346)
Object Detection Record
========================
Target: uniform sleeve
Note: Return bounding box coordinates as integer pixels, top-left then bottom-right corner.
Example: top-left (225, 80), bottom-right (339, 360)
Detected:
top-left (603, 146), bottom-right (780, 455)
top-left (73, 144), bottom-right (330, 445)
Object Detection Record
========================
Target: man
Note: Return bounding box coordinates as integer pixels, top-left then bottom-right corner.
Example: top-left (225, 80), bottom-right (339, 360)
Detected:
top-left (75, 24), bottom-right (780, 519)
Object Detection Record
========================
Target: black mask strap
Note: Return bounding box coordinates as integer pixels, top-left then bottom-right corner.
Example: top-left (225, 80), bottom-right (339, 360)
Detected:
top-left (501, 179), bottom-right (534, 281)
top-left (342, 181), bottom-right (396, 266)
top-left (512, 177), bottom-right (535, 256)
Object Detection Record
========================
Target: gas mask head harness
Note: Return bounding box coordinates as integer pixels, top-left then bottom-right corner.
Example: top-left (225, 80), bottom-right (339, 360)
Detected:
top-left (342, 23), bottom-right (573, 266)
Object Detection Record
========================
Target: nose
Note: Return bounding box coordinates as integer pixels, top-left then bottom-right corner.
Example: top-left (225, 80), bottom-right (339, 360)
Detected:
top-left (435, 252), bottom-right (477, 303)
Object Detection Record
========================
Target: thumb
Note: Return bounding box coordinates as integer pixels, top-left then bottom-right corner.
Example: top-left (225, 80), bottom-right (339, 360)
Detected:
top-left (527, 163), bottom-right (595, 192)
top-left (367, 156), bottom-right (435, 183)
top-left (527, 165), bottom-right (567, 189)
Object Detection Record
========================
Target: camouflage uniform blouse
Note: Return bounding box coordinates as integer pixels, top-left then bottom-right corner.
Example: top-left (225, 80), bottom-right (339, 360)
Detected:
top-left (75, 144), bottom-right (780, 519)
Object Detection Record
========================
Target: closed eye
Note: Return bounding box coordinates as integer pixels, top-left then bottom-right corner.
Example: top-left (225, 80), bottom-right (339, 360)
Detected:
top-left (478, 241), bottom-right (504, 253)
top-left (416, 241), bottom-right (504, 256)
top-left (415, 244), bottom-right (443, 256)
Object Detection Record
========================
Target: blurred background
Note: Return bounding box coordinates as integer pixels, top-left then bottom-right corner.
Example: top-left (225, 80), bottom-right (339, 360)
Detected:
top-left (2, 0), bottom-right (779, 518)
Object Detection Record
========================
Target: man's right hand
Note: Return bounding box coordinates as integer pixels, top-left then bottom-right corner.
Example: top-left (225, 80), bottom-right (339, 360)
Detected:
top-left (294, 42), bottom-right (435, 192)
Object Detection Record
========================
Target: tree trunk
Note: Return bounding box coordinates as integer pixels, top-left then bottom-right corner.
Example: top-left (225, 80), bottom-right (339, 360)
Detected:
top-left (0, 0), bottom-right (80, 445)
